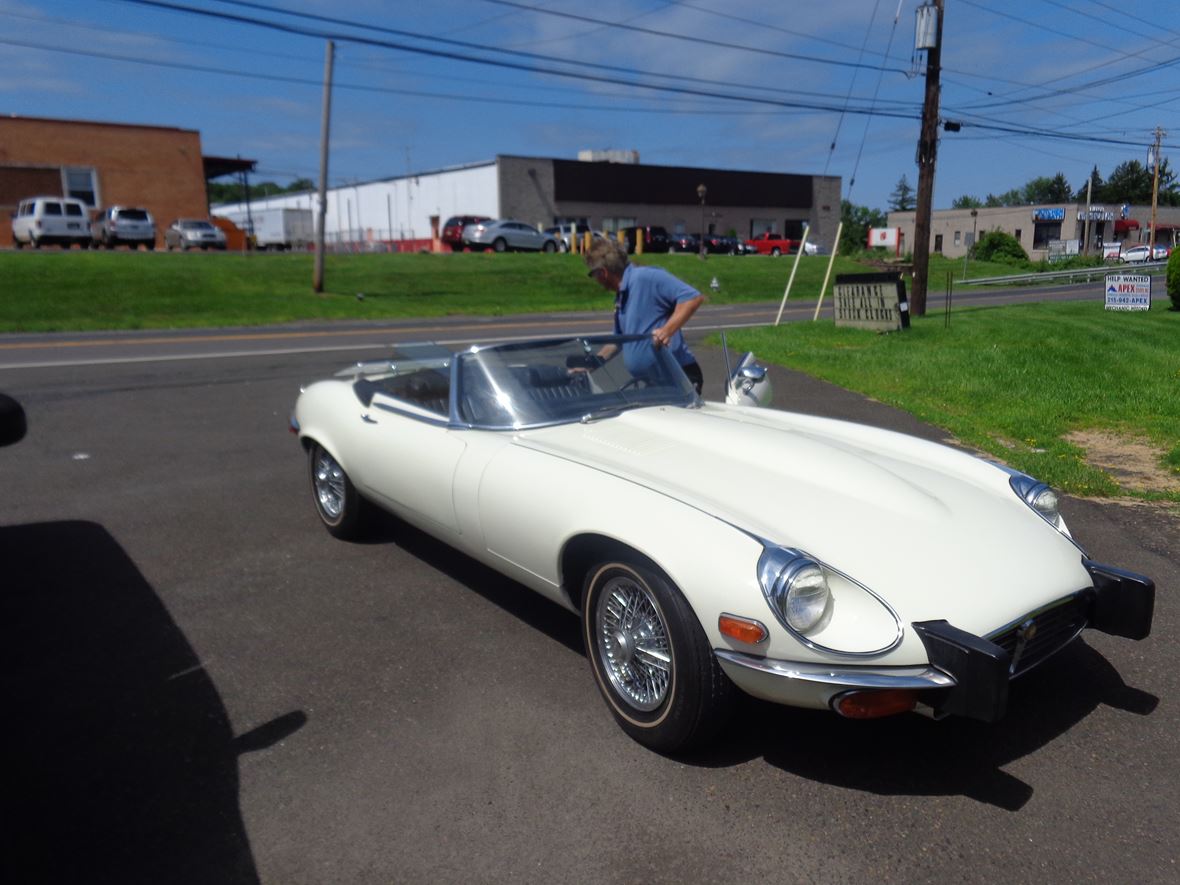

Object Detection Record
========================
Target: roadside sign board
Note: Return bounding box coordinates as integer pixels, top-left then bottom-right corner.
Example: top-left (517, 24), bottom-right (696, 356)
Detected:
top-left (833, 273), bottom-right (910, 331)
top-left (1104, 274), bottom-right (1151, 311)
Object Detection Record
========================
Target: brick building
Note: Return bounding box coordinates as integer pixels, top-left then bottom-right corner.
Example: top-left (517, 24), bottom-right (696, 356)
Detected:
top-left (0, 116), bottom-right (239, 248)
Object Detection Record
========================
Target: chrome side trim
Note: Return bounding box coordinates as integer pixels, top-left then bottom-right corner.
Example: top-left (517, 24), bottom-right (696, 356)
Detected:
top-left (714, 649), bottom-right (954, 690)
top-left (373, 401), bottom-right (451, 427)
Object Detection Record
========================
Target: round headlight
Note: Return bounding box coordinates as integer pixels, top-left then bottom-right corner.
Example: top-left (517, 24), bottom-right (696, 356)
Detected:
top-left (1030, 486), bottom-right (1060, 521)
top-left (783, 562), bottom-right (831, 632)
top-left (758, 548), bottom-right (832, 636)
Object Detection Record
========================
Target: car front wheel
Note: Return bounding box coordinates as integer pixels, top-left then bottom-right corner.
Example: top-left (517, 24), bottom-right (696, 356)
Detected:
top-left (582, 555), bottom-right (734, 752)
top-left (308, 442), bottom-right (369, 539)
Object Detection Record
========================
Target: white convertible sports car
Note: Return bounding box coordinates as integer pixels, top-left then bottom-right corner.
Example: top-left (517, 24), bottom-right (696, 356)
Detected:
top-left (291, 334), bottom-right (1154, 752)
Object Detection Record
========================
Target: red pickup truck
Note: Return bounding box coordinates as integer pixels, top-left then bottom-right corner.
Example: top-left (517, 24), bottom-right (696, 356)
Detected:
top-left (745, 231), bottom-right (797, 256)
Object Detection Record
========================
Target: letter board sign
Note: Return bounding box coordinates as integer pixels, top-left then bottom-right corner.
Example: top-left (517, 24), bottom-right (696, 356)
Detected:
top-left (833, 273), bottom-right (910, 331)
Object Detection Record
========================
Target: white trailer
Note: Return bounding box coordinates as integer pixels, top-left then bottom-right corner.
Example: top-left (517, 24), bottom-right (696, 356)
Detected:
top-left (216, 206), bottom-right (314, 250)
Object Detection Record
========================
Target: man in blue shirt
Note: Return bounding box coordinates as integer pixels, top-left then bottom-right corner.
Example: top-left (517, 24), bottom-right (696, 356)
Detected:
top-left (584, 237), bottom-right (705, 393)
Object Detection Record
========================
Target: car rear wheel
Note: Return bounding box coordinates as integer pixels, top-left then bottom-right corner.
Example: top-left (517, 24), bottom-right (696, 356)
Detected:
top-left (309, 442), bottom-right (369, 540)
top-left (543, 240), bottom-right (557, 253)
top-left (771, 247), bottom-right (781, 256)
top-left (582, 554), bottom-right (735, 752)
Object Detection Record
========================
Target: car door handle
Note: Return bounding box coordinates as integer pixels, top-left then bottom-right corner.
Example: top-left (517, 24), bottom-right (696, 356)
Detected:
top-left (361, 413), bottom-right (377, 424)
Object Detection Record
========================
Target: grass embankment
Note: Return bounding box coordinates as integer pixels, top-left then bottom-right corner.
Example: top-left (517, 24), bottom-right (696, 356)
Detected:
top-left (0, 250), bottom-right (865, 333)
top-left (726, 300), bottom-right (1180, 503)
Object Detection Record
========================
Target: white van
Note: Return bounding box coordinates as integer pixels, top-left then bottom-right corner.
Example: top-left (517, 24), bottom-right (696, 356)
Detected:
top-left (12, 196), bottom-right (91, 249)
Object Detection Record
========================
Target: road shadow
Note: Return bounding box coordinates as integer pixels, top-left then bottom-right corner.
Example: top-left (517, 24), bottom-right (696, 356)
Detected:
top-left (683, 639), bottom-right (1156, 811)
top-left (1, 521), bottom-right (306, 885)
top-left (363, 508), bottom-right (584, 655)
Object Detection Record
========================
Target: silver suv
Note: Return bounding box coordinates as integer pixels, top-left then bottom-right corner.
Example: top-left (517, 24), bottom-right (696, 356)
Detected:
top-left (91, 206), bottom-right (157, 249)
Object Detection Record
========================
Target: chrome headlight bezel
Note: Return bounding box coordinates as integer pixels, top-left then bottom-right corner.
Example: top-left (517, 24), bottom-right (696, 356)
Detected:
top-left (757, 546), bottom-right (833, 636)
top-left (1008, 471), bottom-right (1072, 538)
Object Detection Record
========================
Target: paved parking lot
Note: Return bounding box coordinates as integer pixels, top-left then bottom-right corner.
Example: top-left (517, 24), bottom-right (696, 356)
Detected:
top-left (2, 334), bottom-right (1176, 884)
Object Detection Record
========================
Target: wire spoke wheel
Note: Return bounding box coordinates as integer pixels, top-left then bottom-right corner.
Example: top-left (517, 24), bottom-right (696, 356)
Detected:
top-left (583, 555), bottom-right (735, 752)
top-left (595, 575), bottom-right (672, 712)
top-left (307, 442), bottom-right (369, 539)
top-left (312, 448), bottom-right (347, 520)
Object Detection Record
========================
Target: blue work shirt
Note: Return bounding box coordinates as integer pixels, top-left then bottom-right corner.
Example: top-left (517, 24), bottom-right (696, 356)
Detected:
top-left (613, 264), bottom-right (701, 377)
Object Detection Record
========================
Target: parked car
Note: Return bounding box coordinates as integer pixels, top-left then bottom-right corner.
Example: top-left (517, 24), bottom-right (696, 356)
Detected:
top-left (1119, 244), bottom-right (1151, 263)
top-left (462, 219), bottom-right (558, 252)
top-left (543, 223), bottom-right (596, 252)
top-left (11, 196), bottom-right (90, 249)
top-left (668, 232), bottom-right (699, 253)
top-left (620, 225), bottom-right (671, 254)
top-left (1151, 243), bottom-right (1171, 260)
top-left (745, 231), bottom-right (798, 256)
top-left (442, 215), bottom-right (492, 250)
top-left (91, 206), bottom-right (156, 250)
top-left (694, 232), bottom-right (730, 254)
top-left (164, 219), bottom-right (228, 251)
top-left (291, 334), bottom-right (1154, 752)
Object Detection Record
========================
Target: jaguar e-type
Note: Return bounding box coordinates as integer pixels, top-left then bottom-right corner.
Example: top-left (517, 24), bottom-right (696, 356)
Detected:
top-left (290, 335), bottom-right (1154, 751)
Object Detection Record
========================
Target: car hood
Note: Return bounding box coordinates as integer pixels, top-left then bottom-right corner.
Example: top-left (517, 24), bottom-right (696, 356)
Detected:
top-left (515, 404), bottom-right (1089, 633)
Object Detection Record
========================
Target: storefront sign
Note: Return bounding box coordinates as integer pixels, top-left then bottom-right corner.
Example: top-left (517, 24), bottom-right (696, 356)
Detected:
top-left (1079, 207), bottom-right (1114, 221)
top-left (833, 273), bottom-right (910, 331)
top-left (1104, 274), bottom-right (1151, 311)
top-left (1032, 208), bottom-right (1065, 221)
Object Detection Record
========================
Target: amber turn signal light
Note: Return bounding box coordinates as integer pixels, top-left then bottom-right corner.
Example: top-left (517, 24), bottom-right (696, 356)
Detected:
top-left (832, 689), bottom-right (918, 719)
top-left (718, 614), bottom-right (768, 644)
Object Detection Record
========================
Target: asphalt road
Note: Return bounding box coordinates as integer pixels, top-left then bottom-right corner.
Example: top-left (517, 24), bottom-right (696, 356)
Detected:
top-left (1, 311), bottom-right (1176, 884)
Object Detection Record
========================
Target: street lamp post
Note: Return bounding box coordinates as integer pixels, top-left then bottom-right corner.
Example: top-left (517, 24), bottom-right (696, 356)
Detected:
top-left (697, 183), bottom-right (707, 259)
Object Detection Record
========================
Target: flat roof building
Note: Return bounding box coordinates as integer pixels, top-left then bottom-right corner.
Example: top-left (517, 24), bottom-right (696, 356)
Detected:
top-left (214, 155), bottom-right (842, 253)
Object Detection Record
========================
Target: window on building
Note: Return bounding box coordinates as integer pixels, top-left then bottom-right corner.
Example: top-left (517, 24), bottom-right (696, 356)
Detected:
top-left (954, 230), bottom-right (961, 246)
top-left (600, 217), bottom-right (635, 234)
top-left (965, 232), bottom-right (975, 248)
top-left (1033, 222), bottom-right (1062, 248)
top-left (63, 167), bottom-right (98, 206)
top-left (934, 234), bottom-right (943, 253)
top-left (750, 218), bottom-right (776, 236)
top-left (1014, 229), bottom-right (1022, 241)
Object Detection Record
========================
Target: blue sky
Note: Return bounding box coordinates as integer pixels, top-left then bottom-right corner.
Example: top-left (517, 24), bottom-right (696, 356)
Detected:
top-left (3, 0), bottom-right (1177, 212)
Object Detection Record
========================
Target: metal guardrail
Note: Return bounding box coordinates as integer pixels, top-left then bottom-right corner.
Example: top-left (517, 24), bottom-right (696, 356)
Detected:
top-left (962, 260), bottom-right (1168, 286)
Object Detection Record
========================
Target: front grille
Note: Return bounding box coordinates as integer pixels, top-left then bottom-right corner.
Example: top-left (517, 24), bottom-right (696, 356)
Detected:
top-left (988, 592), bottom-right (1091, 678)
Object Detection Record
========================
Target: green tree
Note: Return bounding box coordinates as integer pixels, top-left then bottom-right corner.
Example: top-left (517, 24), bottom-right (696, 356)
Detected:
top-left (840, 200), bottom-right (886, 254)
top-left (1023, 173), bottom-right (1072, 203)
top-left (952, 194), bottom-right (983, 208)
top-left (984, 188), bottom-right (1022, 207)
top-left (889, 175), bottom-right (916, 211)
top-left (1102, 160), bottom-right (1154, 203)
top-left (1074, 165), bottom-right (1104, 201)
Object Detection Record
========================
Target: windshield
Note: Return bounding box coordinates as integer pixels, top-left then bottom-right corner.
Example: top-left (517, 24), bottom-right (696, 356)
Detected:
top-left (455, 335), bottom-right (697, 429)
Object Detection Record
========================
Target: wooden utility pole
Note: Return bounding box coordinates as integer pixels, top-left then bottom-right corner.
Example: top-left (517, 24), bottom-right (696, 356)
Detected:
top-left (1148, 126), bottom-right (1165, 258)
top-left (313, 40), bottom-right (335, 294)
top-left (910, 0), bottom-right (944, 317)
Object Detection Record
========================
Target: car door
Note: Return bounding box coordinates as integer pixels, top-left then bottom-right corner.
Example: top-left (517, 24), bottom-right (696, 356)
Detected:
top-left (346, 392), bottom-right (466, 534)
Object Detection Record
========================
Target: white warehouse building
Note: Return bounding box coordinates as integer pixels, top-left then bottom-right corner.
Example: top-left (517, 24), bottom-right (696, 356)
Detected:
top-left (213, 154), bottom-right (841, 253)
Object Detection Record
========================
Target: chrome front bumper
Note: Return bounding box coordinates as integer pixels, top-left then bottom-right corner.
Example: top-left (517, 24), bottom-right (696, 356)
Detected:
top-left (717, 559), bottom-right (1154, 723)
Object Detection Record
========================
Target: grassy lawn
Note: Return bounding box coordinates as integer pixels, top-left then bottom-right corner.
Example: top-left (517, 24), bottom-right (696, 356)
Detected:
top-left (0, 249), bottom-right (869, 332)
top-left (725, 300), bottom-right (1180, 503)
